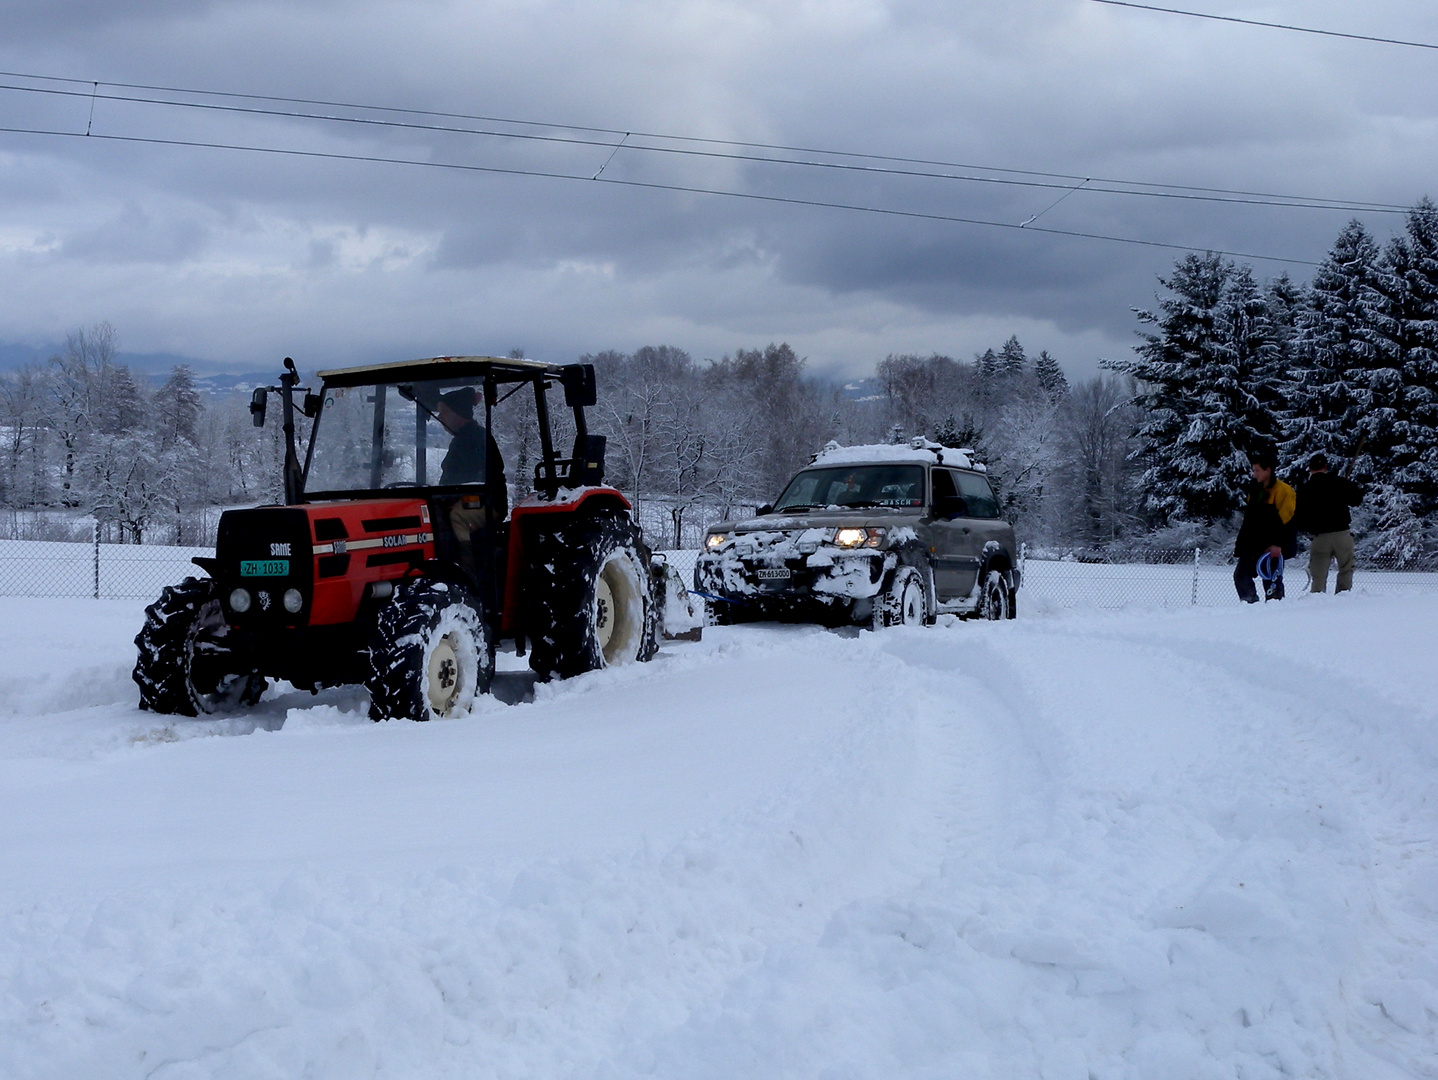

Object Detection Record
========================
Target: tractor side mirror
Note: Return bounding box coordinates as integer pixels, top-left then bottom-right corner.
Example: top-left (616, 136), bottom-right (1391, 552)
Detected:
top-left (302, 392), bottom-right (322, 419)
top-left (560, 364), bottom-right (597, 408)
top-left (249, 387), bottom-right (268, 427)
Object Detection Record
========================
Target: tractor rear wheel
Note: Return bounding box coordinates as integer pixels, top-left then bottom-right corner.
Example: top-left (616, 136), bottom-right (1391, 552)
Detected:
top-left (526, 510), bottom-right (659, 679)
top-left (366, 578), bottom-right (492, 721)
top-left (133, 578), bottom-right (267, 715)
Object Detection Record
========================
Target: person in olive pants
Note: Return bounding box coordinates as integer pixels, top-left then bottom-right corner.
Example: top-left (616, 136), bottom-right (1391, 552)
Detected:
top-left (1296, 453), bottom-right (1364, 593)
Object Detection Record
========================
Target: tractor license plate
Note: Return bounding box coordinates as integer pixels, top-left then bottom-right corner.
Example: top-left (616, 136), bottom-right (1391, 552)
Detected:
top-left (240, 559), bottom-right (289, 577)
top-left (756, 567), bottom-right (791, 581)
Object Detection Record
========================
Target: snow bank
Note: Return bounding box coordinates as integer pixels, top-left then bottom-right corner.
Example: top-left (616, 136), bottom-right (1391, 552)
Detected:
top-left (1, 595), bottom-right (1435, 1078)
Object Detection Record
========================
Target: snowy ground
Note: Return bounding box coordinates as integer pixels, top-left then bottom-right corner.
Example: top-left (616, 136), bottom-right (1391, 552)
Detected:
top-left (1, 593), bottom-right (1436, 1078)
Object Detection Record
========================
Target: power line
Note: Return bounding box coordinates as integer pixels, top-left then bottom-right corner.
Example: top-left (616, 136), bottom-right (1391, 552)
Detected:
top-left (0, 122), bottom-right (1322, 267)
top-left (0, 68), bottom-right (1409, 215)
top-left (1088, 0), bottom-right (1438, 51)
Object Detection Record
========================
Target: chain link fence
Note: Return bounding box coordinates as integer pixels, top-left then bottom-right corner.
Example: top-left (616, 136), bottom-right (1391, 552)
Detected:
top-left (0, 534), bottom-right (209, 600)
top-left (1020, 546), bottom-right (1438, 609)
top-left (2, 534), bottom-right (1436, 608)
top-left (657, 545), bottom-right (1438, 614)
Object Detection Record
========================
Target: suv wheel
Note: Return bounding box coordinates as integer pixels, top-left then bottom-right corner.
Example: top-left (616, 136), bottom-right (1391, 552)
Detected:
top-left (134, 578), bottom-right (266, 715)
top-left (367, 578), bottom-right (492, 721)
top-left (873, 566), bottom-right (929, 629)
top-left (978, 569), bottom-right (1011, 620)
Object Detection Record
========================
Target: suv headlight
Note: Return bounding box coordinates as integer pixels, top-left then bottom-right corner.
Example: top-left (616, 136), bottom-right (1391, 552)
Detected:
top-left (705, 532), bottom-right (731, 551)
top-left (833, 527), bottom-right (885, 549)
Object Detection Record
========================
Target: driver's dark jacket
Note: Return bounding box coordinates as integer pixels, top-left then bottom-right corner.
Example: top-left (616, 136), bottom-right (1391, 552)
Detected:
top-left (440, 422), bottom-right (509, 519)
top-left (440, 421), bottom-right (485, 485)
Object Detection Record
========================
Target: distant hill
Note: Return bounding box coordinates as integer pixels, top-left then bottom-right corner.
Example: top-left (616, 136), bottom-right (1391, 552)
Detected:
top-left (0, 339), bottom-right (299, 397)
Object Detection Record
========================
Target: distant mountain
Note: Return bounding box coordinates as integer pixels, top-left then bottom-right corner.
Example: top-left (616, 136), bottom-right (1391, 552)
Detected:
top-left (0, 339), bottom-right (304, 397)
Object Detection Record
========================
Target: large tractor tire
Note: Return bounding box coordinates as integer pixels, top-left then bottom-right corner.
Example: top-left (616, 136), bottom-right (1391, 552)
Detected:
top-left (526, 510), bottom-right (659, 679)
top-left (133, 577), bottom-right (267, 716)
top-left (366, 578), bottom-right (492, 721)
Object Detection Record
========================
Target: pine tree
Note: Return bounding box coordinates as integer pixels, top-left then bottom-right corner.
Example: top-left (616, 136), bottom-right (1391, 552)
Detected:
top-left (1104, 253), bottom-right (1233, 522)
top-left (1034, 350), bottom-right (1069, 402)
top-left (997, 336), bottom-right (1027, 378)
top-left (151, 365), bottom-right (204, 451)
top-left (1361, 199), bottom-right (1438, 515)
top-left (1282, 220), bottom-right (1382, 470)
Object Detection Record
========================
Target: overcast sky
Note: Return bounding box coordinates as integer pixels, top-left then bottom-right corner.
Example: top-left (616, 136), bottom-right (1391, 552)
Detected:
top-left (1, 0), bottom-right (1436, 381)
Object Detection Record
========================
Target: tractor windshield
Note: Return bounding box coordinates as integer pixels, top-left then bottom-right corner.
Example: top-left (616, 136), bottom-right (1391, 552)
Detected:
top-left (304, 379), bottom-right (489, 496)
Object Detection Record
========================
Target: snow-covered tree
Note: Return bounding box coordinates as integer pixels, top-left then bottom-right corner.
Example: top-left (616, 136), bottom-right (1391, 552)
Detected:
top-left (1358, 199), bottom-right (1438, 515)
top-left (1281, 220), bottom-right (1382, 470)
top-left (1034, 350), bottom-right (1069, 403)
top-left (151, 365), bottom-right (204, 452)
top-left (997, 335), bottom-right (1027, 379)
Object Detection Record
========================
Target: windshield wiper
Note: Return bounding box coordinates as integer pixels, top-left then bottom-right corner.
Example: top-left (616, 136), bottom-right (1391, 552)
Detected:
top-left (773, 503), bottom-right (818, 513)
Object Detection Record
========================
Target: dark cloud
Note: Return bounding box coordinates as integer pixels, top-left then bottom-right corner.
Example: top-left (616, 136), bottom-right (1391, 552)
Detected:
top-left (0, 0), bottom-right (1435, 379)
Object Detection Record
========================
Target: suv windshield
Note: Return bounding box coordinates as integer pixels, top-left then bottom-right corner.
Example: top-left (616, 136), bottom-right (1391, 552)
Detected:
top-left (773, 464), bottom-right (925, 512)
top-left (305, 379), bottom-right (489, 495)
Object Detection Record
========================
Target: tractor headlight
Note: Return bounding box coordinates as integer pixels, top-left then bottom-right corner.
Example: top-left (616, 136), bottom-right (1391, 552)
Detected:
top-left (282, 588), bottom-right (304, 613)
top-left (705, 532), bottom-right (730, 551)
top-left (229, 588), bottom-right (252, 613)
top-left (834, 527), bottom-right (885, 549)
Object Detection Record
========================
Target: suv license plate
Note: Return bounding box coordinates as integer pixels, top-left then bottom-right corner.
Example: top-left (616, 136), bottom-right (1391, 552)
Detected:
top-left (756, 567), bottom-right (791, 581)
top-left (240, 559), bottom-right (289, 577)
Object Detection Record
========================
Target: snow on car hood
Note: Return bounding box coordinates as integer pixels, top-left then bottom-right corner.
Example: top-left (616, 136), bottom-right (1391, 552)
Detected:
top-left (724, 507), bottom-right (922, 535)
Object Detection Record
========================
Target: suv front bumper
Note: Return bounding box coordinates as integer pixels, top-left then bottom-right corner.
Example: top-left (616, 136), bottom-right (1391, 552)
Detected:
top-left (695, 546), bottom-right (892, 605)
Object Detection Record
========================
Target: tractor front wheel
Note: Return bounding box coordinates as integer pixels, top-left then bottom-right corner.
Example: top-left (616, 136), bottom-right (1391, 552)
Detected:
top-left (133, 578), bottom-right (267, 715)
top-left (366, 579), bottom-right (492, 721)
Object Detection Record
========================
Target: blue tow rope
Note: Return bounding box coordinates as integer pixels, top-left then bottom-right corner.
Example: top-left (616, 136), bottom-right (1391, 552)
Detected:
top-left (1256, 552), bottom-right (1284, 582)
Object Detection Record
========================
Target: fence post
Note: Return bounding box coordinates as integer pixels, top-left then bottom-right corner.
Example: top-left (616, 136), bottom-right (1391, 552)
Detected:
top-left (1191, 546), bottom-right (1201, 605)
top-left (93, 521), bottom-right (101, 599)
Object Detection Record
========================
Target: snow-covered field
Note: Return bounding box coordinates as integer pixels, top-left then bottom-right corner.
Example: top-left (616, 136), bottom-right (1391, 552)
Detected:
top-left (1, 593), bottom-right (1436, 1078)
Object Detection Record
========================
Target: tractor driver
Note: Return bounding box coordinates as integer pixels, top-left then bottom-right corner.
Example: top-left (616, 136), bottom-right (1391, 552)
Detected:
top-left (437, 388), bottom-right (486, 485)
top-left (433, 387), bottom-right (507, 574)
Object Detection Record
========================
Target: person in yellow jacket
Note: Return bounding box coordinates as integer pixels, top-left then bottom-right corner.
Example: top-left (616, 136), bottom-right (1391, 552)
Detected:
top-left (1233, 448), bottom-right (1297, 603)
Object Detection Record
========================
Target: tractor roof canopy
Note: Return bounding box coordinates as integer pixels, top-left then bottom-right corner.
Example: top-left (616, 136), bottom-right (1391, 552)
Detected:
top-left (316, 355), bottom-right (563, 389)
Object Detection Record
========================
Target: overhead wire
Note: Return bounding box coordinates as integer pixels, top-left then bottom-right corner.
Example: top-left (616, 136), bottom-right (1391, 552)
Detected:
top-left (1087, 0), bottom-right (1438, 52)
top-left (0, 68), bottom-right (1408, 214)
top-left (0, 122), bottom-right (1323, 266)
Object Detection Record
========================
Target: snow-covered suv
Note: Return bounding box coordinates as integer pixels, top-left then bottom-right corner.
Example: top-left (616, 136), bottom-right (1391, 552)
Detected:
top-left (695, 439), bottom-right (1020, 627)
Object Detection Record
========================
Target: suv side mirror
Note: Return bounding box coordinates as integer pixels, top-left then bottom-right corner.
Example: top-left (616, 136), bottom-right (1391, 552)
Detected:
top-left (757, 503), bottom-right (773, 516)
top-left (249, 387), bottom-right (268, 427)
top-left (560, 364), bottom-right (597, 408)
top-left (933, 493), bottom-right (967, 519)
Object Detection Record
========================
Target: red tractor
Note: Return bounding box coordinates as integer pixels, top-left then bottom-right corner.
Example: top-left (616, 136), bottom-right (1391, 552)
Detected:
top-left (133, 355), bottom-right (659, 721)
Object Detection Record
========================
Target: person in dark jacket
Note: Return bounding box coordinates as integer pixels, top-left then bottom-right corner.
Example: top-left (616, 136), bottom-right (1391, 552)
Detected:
top-left (434, 388), bottom-right (508, 580)
top-left (437, 389), bottom-right (486, 485)
top-left (1296, 453), bottom-right (1363, 593)
top-left (1233, 449), bottom-right (1297, 603)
